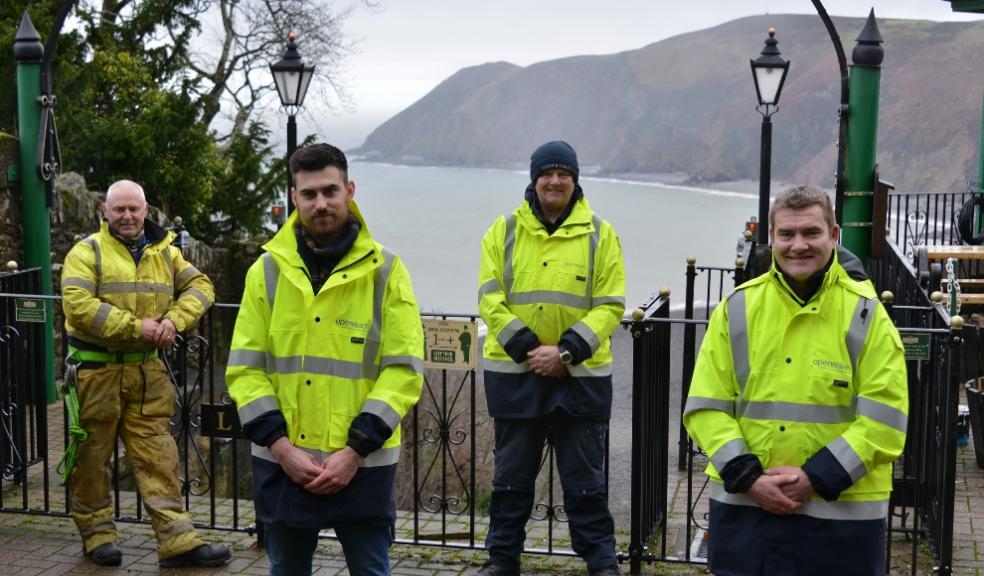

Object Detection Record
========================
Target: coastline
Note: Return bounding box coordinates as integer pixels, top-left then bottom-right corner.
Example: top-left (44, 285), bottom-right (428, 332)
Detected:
top-left (348, 157), bottom-right (777, 200)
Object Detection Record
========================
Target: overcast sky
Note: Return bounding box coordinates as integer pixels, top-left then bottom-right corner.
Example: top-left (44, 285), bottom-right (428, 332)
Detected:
top-left (293, 1), bottom-right (984, 149)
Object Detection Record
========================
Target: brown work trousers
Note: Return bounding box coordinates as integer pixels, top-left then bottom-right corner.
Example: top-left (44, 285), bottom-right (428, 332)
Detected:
top-left (70, 358), bottom-right (203, 558)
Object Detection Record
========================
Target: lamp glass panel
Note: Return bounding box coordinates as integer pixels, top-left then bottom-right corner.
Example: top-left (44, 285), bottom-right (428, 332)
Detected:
top-left (296, 67), bottom-right (315, 106)
top-left (276, 70), bottom-right (301, 105)
top-left (754, 66), bottom-right (783, 105)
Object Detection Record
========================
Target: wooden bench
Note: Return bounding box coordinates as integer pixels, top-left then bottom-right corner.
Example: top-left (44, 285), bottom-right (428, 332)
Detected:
top-left (925, 245), bottom-right (984, 260)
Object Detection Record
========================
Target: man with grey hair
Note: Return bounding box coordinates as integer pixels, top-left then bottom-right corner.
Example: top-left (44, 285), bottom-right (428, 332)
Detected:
top-left (685, 185), bottom-right (907, 575)
top-left (61, 180), bottom-right (230, 567)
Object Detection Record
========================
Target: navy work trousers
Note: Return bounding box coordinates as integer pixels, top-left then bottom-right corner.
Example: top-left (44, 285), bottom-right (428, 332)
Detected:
top-left (485, 410), bottom-right (616, 571)
top-left (708, 500), bottom-right (887, 576)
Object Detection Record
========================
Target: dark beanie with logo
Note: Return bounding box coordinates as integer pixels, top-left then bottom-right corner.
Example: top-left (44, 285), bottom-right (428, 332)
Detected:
top-left (529, 140), bottom-right (579, 183)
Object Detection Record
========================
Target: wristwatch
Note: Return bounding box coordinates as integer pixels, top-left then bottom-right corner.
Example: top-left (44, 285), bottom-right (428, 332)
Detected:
top-left (558, 346), bottom-right (573, 365)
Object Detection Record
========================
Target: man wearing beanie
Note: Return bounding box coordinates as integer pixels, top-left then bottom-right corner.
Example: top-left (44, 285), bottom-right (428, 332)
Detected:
top-left (477, 141), bottom-right (626, 576)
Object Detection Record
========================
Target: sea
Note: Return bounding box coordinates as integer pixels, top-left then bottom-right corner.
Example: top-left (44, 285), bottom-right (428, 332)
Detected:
top-left (348, 161), bottom-right (760, 315)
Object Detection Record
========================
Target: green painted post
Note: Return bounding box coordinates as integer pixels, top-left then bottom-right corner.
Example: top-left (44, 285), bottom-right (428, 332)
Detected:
top-left (15, 11), bottom-right (57, 404)
top-left (841, 10), bottom-right (884, 265)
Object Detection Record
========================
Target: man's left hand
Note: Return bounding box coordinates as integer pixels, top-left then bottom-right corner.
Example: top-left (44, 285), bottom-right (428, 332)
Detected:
top-left (304, 447), bottom-right (364, 495)
top-left (153, 318), bottom-right (177, 348)
top-left (527, 345), bottom-right (569, 378)
top-left (766, 466), bottom-right (815, 503)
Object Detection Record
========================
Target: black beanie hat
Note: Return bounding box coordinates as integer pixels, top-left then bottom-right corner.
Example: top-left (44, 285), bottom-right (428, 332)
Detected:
top-left (530, 140), bottom-right (579, 183)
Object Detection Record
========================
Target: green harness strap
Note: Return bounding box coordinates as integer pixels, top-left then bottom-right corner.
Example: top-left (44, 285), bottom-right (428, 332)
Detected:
top-left (56, 361), bottom-right (88, 486)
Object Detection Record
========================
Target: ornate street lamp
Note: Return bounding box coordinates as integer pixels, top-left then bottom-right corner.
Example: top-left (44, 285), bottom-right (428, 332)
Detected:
top-left (270, 32), bottom-right (315, 216)
top-left (750, 27), bottom-right (790, 245)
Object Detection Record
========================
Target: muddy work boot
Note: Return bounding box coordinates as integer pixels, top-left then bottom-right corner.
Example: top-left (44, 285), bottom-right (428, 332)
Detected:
top-left (159, 543), bottom-right (231, 567)
top-left (477, 561), bottom-right (520, 576)
top-left (87, 542), bottom-right (122, 566)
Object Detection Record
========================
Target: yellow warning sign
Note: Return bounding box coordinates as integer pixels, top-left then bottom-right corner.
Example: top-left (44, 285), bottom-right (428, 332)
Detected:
top-left (422, 318), bottom-right (477, 370)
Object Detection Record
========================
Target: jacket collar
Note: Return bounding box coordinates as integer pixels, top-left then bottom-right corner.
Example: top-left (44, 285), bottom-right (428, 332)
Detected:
top-left (263, 199), bottom-right (379, 290)
top-left (98, 219), bottom-right (174, 251)
top-left (515, 197), bottom-right (595, 236)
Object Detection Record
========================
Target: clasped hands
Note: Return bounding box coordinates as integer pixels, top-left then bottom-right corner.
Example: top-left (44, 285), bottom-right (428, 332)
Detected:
top-left (747, 466), bottom-right (815, 516)
top-left (270, 437), bottom-right (364, 495)
top-left (141, 316), bottom-right (178, 348)
top-left (527, 345), bottom-right (569, 378)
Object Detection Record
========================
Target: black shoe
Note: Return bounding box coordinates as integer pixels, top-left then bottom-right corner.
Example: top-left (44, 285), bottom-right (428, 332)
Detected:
top-left (477, 561), bottom-right (520, 576)
top-left (159, 543), bottom-right (231, 568)
top-left (87, 542), bottom-right (122, 566)
top-left (588, 566), bottom-right (623, 576)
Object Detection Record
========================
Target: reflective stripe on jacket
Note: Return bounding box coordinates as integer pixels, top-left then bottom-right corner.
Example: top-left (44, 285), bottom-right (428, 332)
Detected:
top-left (61, 220), bottom-right (214, 350)
top-left (683, 251), bottom-right (907, 520)
top-left (225, 202), bottom-right (423, 526)
top-left (479, 198), bottom-right (625, 418)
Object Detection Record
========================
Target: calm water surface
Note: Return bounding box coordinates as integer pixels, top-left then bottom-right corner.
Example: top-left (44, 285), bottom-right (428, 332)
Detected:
top-left (349, 162), bottom-right (758, 314)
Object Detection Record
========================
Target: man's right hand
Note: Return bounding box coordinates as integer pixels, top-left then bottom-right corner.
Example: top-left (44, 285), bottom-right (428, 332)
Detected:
top-left (141, 317), bottom-right (162, 344)
top-left (269, 437), bottom-right (322, 486)
top-left (746, 474), bottom-right (802, 515)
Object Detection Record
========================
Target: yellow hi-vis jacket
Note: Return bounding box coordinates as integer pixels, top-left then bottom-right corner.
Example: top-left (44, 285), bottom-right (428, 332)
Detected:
top-left (62, 220), bottom-right (214, 349)
top-left (479, 197), bottom-right (625, 418)
top-left (226, 202), bottom-right (423, 527)
top-left (684, 251), bottom-right (907, 521)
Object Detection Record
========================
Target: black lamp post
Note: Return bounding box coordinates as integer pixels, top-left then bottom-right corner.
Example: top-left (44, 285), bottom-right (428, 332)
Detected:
top-left (750, 27), bottom-right (790, 245)
top-left (270, 32), bottom-right (315, 216)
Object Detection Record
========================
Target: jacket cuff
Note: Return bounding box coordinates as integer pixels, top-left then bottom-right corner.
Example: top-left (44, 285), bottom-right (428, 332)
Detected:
top-left (502, 327), bottom-right (540, 364)
top-left (242, 411), bottom-right (288, 448)
top-left (559, 330), bottom-right (592, 365)
top-left (164, 313), bottom-right (185, 332)
top-left (803, 447), bottom-right (853, 501)
top-left (719, 453), bottom-right (763, 494)
top-left (347, 412), bottom-right (393, 456)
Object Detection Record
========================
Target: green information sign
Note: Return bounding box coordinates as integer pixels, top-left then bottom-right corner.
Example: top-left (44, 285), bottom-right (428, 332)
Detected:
top-left (14, 298), bottom-right (46, 323)
top-left (900, 333), bottom-right (931, 361)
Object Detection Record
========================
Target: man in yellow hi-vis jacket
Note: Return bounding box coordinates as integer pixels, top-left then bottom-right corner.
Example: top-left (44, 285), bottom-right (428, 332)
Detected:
top-left (226, 143), bottom-right (423, 576)
top-left (477, 141), bottom-right (626, 576)
top-left (684, 185), bottom-right (907, 576)
top-left (61, 180), bottom-right (229, 567)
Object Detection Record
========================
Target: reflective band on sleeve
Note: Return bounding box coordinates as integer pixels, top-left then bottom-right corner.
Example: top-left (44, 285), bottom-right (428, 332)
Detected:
top-left (380, 355), bottom-right (424, 373)
top-left (846, 297), bottom-right (876, 374)
top-left (496, 318), bottom-right (527, 349)
top-left (727, 291), bottom-right (749, 393)
top-left (238, 395), bottom-right (280, 424)
top-left (502, 215), bottom-right (516, 301)
top-left (592, 295), bottom-right (625, 307)
top-left (182, 287), bottom-right (210, 309)
top-left (175, 265), bottom-right (202, 287)
top-left (83, 238), bottom-right (102, 295)
top-left (252, 443), bottom-right (400, 468)
top-left (828, 436), bottom-right (868, 484)
top-left (227, 349), bottom-right (268, 369)
top-left (272, 355), bottom-right (304, 374)
top-left (90, 303), bottom-right (113, 333)
top-left (683, 396), bottom-right (736, 416)
top-left (736, 400), bottom-right (855, 424)
top-left (508, 290), bottom-right (591, 309)
top-left (571, 320), bottom-right (601, 354)
top-left (478, 278), bottom-right (501, 303)
top-left (856, 396), bottom-right (908, 433)
top-left (361, 398), bottom-right (402, 431)
top-left (62, 277), bottom-right (96, 293)
top-left (262, 253), bottom-right (279, 310)
top-left (568, 362), bottom-right (612, 377)
top-left (709, 437), bottom-right (749, 473)
top-left (709, 482), bottom-right (888, 520)
top-left (483, 358), bottom-right (531, 374)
